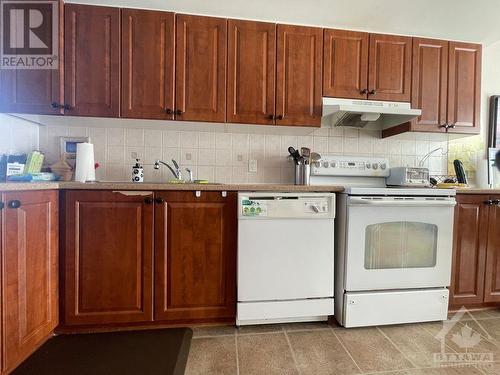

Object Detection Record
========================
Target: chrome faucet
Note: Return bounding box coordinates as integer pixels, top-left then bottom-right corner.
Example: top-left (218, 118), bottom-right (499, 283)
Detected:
top-left (154, 159), bottom-right (183, 181)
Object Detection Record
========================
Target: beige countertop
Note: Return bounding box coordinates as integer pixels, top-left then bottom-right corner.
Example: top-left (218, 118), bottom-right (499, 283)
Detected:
top-left (0, 181), bottom-right (345, 193)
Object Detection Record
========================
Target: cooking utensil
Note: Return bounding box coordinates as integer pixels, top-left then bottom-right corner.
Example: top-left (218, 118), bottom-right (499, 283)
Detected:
top-left (301, 147), bottom-right (310, 165)
top-left (288, 146), bottom-right (302, 165)
top-left (310, 152), bottom-right (321, 162)
top-left (453, 159), bottom-right (468, 185)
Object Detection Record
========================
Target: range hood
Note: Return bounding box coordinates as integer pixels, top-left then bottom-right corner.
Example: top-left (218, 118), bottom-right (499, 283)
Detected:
top-left (322, 98), bottom-right (421, 130)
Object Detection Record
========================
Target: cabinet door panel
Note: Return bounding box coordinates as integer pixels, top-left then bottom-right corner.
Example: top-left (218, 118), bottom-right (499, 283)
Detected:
top-left (121, 9), bottom-right (175, 119)
top-left (154, 191), bottom-right (236, 322)
top-left (447, 42), bottom-right (481, 134)
top-left (411, 38), bottom-right (448, 131)
top-left (276, 24), bottom-right (322, 127)
top-left (323, 29), bottom-right (369, 99)
top-left (63, 191), bottom-right (153, 325)
top-left (227, 19), bottom-right (276, 125)
top-left (64, 4), bottom-right (120, 117)
top-left (2, 191), bottom-right (58, 373)
top-left (484, 198), bottom-right (500, 302)
top-left (368, 34), bottom-right (412, 102)
top-left (449, 195), bottom-right (489, 306)
top-left (176, 15), bottom-right (226, 122)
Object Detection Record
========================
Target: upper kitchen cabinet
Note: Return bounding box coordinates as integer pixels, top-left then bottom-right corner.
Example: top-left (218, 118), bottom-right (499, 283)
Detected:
top-left (0, 2), bottom-right (63, 115)
top-left (1, 190), bottom-right (58, 373)
top-left (121, 9), bottom-right (175, 119)
top-left (276, 24), bottom-right (323, 127)
top-left (175, 15), bottom-right (227, 122)
top-left (323, 29), bottom-right (369, 99)
top-left (62, 190), bottom-right (154, 326)
top-left (227, 20), bottom-right (276, 125)
top-left (447, 42), bottom-right (482, 134)
top-left (64, 4), bottom-right (120, 117)
top-left (368, 34), bottom-right (412, 102)
top-left (154, 191), bottom-right (237, 322)
top-left (410, 38), bottom-right (449, 131)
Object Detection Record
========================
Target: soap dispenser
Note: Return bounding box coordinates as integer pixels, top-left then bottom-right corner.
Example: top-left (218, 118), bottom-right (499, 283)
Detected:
top-left (132, 159), bottom-right (144, 183)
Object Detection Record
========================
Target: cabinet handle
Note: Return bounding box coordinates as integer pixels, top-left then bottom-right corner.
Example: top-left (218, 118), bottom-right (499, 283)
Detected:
top-left (0, 201), bottom-right (4, 210)
top-left (493, 199), bottom-right (500, 206)
top-left (144, 198), bottom-right (154, 204)
top-left (484, 200), bottom-right (494, 206)
top-left (155, 197), bottom-right (164, 204)
top-left (439, 123), bottom-right (456, 132)
top-left (267, 114), bottom-right (275, 120)
top-left (368, 90), bottom-right (376, 96)
top-left (7, 200), bottom-right (21, 209)
top-left (175, 109), bottom-right (183, 116)
top-left (63, 104), bottom-right (71, 110)
top-left (360, 89), bottom-right (369, 95)
top-left (165, 108), bottom-right (173, 115)
top-left (276, 115), bottom-right (283, 120)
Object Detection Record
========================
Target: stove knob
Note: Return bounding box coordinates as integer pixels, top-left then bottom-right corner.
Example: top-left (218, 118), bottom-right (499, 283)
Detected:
top-left (372, 163), bottom-right (378, 170)
top-left (322, 161), bottom-right (330, 168)
top-left (314, 161), bottom-right (321, 168)
top-left (330, 162), bottom-right (336, 168)
top-left (380, 163), bottom-right (387, 170)
top-left (366, 163), bottom-right (371, 169)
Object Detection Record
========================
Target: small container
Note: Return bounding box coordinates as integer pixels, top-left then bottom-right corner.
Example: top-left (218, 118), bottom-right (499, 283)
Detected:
top-left (132, 159), bottom-right (144, 183)
top-left (50, 158), bottom-right (73, 181)
top-left (294, 163), bottom-right (310, 185)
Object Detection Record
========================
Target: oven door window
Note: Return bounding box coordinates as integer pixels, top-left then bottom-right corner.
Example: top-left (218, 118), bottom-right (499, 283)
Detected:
top-left (364, 221), bottom-right (438, 269)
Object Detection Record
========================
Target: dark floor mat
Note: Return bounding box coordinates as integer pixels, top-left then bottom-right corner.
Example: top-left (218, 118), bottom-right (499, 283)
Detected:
top-left (12, 328), bottom-right (192, 375)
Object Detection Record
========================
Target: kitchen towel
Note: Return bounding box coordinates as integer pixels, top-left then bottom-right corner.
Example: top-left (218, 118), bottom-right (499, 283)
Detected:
top-left (74, 143), bottom-right (96, 183)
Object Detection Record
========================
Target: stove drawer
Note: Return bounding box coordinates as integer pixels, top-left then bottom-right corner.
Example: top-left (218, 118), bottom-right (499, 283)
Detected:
top-left (342, 288), bottom-right (449, 328)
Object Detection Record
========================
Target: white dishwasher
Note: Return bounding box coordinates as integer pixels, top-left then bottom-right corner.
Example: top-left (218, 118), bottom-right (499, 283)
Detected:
top-left (237, 192), bottom-right (335, 326)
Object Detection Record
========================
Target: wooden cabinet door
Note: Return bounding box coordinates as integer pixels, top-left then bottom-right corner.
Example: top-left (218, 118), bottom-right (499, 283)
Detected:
top-left (154, 191), bottom-right (236, 322)
top-left (63, 191), bottom-right (154, 325)
top-left (323, 29), bottom-right (369, 99)
top-left (411, 38), bottom-right (448, 131)
top-left (1, 191), bottom-right (58, 373)
top-left (484, 197), bottom-right (500, 302)
top-left (64, 4), bottom-right (120, 117)
top-left (447, 42), bottom-right (482, 134)
top-left (175, 15), bottom-right (227, 122)
top-left (121, 9), bottom-right (175, 119)
top-left (449, 195), bottom-right (490, 307)
top-left (0, 3), bottom-right (63, 115)
top-left (368, 34), bottom-right (412, 102)
top-left (227, 19), bottom-right (276, 125)
top-left (276, 24), bottom-right (322, 127)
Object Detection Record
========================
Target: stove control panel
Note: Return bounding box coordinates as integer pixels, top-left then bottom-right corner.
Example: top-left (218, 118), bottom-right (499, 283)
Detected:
top-left (311, 155), bottom-right (390, 177)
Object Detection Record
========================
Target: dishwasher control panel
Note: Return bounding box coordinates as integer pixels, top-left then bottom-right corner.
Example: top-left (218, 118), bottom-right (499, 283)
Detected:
top-left (238, 193), bottom-right (335, 219)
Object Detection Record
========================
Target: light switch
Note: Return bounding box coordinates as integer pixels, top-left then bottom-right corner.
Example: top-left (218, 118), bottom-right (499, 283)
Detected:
top-left (248, 159), bottom-right (258, 173)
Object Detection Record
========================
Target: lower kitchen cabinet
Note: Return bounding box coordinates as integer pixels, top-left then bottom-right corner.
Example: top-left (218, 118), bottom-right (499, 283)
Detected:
top-left (449, 194), bottom-right (500, 308)
top-left (154, 191), bottom-right (237, 322)
top-left (62, 190), bottom-right (237, 328)
top-left (62, 190), bottom-right (154, 326)
top-left (1, 190), bottom-right (58, 374)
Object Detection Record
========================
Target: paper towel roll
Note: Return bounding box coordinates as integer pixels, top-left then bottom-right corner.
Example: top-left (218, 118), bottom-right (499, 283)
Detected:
top-left (74, 143), bottom-right (96, 183)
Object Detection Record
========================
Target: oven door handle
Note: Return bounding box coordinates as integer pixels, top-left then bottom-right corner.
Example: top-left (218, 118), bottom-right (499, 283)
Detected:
top-left (348, 198), bottom-right (456, 207)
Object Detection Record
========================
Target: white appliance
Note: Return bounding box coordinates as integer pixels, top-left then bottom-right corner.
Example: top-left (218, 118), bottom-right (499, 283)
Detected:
top-left (311, 155), bottom-right (456, 328)
top-left (237, 192), bottom-right (335, 326)
top-left (322, 98), bottom-right (421, 130)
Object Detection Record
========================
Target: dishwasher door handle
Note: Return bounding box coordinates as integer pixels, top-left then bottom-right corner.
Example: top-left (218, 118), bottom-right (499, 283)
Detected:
top-left (348, 198), bottom-right (456, 207)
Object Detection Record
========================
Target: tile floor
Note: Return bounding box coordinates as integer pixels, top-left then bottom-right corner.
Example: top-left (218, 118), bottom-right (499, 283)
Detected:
top-left (185, 310), bottom-right (500, 375)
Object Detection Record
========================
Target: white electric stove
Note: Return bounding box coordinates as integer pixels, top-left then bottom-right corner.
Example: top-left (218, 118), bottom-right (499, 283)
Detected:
top-left (311, 155), bottom-right (456, 328)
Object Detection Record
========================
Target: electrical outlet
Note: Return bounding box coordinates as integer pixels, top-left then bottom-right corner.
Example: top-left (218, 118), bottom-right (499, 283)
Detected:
top-left (248, 159), bottom-right (258, 173)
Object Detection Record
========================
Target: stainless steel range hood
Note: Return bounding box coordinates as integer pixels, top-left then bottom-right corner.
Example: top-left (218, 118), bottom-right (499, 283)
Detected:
top-left (322, 98), bottom-right (421, 130)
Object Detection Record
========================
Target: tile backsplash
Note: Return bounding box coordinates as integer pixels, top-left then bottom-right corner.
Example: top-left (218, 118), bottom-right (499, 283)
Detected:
top-left (0, 114), bottom-right (39, 155)
top-left (36, 120), bottom-right (450, 184)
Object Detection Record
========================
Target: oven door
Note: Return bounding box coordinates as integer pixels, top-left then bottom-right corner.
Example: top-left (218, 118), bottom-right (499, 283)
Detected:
top-left (344, 196), bottom-right (455, 291)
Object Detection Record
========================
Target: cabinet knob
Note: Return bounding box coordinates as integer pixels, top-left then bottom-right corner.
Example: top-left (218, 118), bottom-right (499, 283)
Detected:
top-left (267, 114), bottom-right (275, 120)
top-left (484, 200), bottom-right (494, 206)
top-left (175, 109), bottom-right (183, 116)
top-left (440, 123), bottom-right (456, 132)
top-left (165, 108), bottom-right (173, 115)
top-left (360, 89), bottom-right (369, 95)
top-left (7, 200), bottom-right (21, 209)
top-left (144, 198), bottom-right (154, 204)
top-left (368, 90), bottom-right (376, 96)
top-left (155, 197), bottom-right (164, 204)
top-left (493, 199), bottom-right (500, 206)
top-left (276, 115), bottom-right (283, 120)
top-left (0, 201), bottom-right (4, 210)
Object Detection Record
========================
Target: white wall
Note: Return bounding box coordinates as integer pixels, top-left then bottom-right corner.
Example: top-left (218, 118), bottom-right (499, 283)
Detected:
top-left (0, 114), bottom-right (39, 155)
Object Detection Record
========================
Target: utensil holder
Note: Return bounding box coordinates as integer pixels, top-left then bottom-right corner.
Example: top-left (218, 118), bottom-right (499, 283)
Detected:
top-left (294, 163), bottom-right (310, 185)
